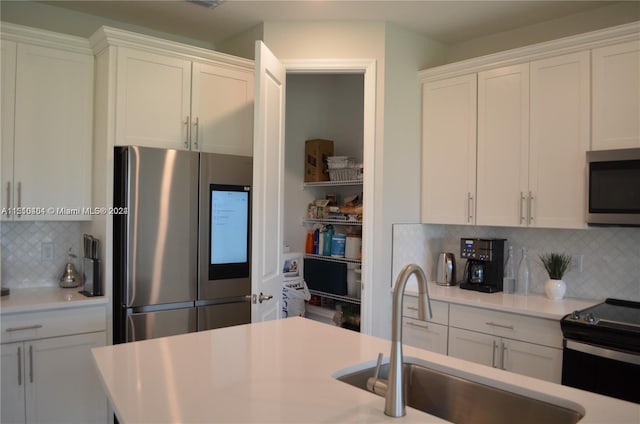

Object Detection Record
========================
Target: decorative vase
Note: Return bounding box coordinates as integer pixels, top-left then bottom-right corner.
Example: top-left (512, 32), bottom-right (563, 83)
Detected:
top-left (544, 279), bottom-right (566, 300)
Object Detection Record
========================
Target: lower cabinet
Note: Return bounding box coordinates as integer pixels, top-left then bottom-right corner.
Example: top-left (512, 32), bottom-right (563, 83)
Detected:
top-left (1, 305), bottom-right (108, 424)
top-left (403, 318), bottom-right (448, 355)
top-left (1, 332), bottom-right (107, 424)
top-left (448, 327), bottom-right (562, 383)
top-left (402, 297), bottom-right (449, 355)
top-left (402, 296), bottom-right (563, 383)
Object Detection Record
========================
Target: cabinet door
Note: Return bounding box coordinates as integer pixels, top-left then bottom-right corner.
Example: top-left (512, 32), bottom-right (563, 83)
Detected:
top-left (12, 43), bottom-right (93, 220)
top-left (192, 62), bottom-right (254, 155)
top-left (116, 47), bottom-right (191, 149)
top-left (502, 338), bottom-right (562, 383)
top-left (421, 74), bottom-right (477, 225)
top-left (1, 40), bottom-right (16, 216)
top-left (403, 318), bottom-right (448, 355)
top-left (530, 52), bottom-right (590, 229)
top-left (592, 40), bottom-right (640, 150)
top-left (26, 332), bottom-right (107, 424)
top-left (477, 64), bottom-right (529, 227)
top-left (448, 327), bottom-right (496, 367)
top-left (1, 342), bottom-right (26, 424)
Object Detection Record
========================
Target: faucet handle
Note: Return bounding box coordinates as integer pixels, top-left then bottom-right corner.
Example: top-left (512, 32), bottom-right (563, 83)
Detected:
top-left (366, 353), bottom-right (388, 396)
top-left (373, 352), bottom-right (383, 379)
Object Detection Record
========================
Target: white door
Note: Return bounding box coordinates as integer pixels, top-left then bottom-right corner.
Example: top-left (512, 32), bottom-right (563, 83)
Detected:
top-left (1, 40), bottom-right (16, 217)
top-left (502, 339), bottom-right (562, 383)
top-left (448, 327), bottom-right (496, 367)
top-left (251, 41), bottom-right (286, 322)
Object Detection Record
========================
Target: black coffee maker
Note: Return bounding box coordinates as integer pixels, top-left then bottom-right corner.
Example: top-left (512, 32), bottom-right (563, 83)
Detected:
top-left (459, 238), bottom-right (506, 293)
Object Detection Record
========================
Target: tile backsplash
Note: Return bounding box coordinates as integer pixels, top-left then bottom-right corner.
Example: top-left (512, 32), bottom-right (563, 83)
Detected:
top-left (1, 221), bottom-right (84, 288)
top-left (393, 223), bottom-right (640, 301)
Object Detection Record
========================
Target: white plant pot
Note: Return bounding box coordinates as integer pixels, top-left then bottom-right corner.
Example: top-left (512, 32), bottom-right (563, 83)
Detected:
top-left (544, 278), bottom-right (566, 300)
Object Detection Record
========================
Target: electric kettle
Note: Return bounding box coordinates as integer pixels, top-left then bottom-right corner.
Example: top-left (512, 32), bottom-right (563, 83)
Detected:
top-left (436, 252), bottom-right (456, 286)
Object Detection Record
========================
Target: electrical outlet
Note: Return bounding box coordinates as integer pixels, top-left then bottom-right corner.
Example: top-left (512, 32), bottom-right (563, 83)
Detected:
top-left (41, 242), bottom-right (54, 261)
top-left (573, 254), bottom-right (584, 273)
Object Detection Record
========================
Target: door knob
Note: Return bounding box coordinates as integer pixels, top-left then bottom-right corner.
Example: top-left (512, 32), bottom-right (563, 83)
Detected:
top-left (253, 292), bottom-right (273, 304)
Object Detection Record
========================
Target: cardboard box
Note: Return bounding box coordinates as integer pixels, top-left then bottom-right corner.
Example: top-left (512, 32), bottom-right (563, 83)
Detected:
top-left (305, 139), bottom-right (334, 182)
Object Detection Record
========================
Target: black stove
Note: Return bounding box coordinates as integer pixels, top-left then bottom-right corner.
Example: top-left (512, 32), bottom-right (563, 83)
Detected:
top-left (561, 298), bottom-right (640, 353)
top-left (561, 298), bottom-right (640, 404)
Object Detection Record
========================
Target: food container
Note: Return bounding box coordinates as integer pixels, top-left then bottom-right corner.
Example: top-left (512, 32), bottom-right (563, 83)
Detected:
top-left (330, 233), bottom-right (346, 258)
top-left (345, 234), bottom-right (361, 259)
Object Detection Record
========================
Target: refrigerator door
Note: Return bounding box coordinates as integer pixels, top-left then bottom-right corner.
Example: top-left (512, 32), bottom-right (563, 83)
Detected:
top-left (197, 301), bottom-right (251, 331)
top-left (126, 307), bottom-right (197, 342)
top-left (198, 153), bottom-right (253, 301)
top-left (115, 146), bottom-right (199, 308)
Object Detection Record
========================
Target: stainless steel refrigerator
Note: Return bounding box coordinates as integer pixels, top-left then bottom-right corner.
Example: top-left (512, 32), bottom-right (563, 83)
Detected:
top-left (113, 146), bottom-right (253, 343)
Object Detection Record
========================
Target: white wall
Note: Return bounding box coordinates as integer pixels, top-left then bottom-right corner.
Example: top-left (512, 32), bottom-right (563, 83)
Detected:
top-left (0, 1), bottom-right (213, 48)
top-left (445, 2), bottom-right (640, 62)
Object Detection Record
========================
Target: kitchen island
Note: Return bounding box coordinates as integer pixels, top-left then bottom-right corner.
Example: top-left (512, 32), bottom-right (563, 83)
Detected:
top-left (91, 317), bottom-right (639, 423)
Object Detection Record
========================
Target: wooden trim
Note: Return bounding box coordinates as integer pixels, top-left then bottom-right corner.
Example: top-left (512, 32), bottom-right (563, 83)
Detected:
top-left (0, 22), bottom-right (92, 55)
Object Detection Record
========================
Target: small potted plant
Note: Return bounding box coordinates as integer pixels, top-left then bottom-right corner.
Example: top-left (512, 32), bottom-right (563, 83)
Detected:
top-left (539, 253), bottom-right (572, 300)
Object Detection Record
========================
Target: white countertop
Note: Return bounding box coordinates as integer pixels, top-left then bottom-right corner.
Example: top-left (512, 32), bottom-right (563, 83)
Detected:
top-left (405, 281), bottom-right (600, 320)
top-left (0, 286), bottom-right (108, 314)
top-left (91, 317), bottom-right (639, 424)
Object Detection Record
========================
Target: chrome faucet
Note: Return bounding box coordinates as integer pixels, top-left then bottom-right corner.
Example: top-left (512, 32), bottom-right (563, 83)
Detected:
top-left (382, 264), bottom-right (432, 417)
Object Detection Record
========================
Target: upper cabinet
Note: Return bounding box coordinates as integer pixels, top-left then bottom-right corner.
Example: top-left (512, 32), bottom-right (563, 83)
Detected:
top-left (1, 25), bottom-right (93, 221)
top-left (92, 27), bottom-right (254, 156)
top-left (421, 74), bottom-right (477, 225)
top-left (420, 23), bottom-right (638, 229)
top-left (476, 63), bottom-right (530, 227)
top-left (592, 40), bottom-right (640, 150)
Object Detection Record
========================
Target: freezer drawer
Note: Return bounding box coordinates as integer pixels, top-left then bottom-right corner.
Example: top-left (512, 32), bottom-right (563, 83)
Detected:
top-left (197, 301), bottom-right (250, 331)
top-left (126, 307), bottom-right (197, 342)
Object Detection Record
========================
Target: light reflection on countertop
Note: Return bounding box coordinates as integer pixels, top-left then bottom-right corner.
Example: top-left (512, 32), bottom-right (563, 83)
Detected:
top-left (0, 286), bottom-right (107, 314)
top-left (404, 281), bottom-right (601, 320)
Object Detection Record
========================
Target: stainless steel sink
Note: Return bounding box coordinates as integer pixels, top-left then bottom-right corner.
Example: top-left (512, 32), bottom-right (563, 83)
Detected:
top-left (335, 358), bottom-right (585, 424)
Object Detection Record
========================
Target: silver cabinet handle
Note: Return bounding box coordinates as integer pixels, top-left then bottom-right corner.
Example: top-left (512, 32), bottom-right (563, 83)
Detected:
top-left (406, 321), bottom-right (429, 330)
top-left (17, 346), bottom-right (22, 386)
top-left (29, 344), bottom-right (33, 383)
top-left (16, 182), bottom-right (21, 218)
top-left (193, 117), bottom-right (199, 150)
top-left (520, 192), bottom-right (526, 224)
top-left (5, 182), bottom-right (10, 209)
top-left (467, 192), bottom-right (474, 223)
top-left (6, 324), bottom-right (43, 332)
top-left (528, 191), bottom-right (534, 225)
top-left (492, 340), bottom-right (498, 368)
top-left (184, 116), bottom-right (190, 148)
top-left (407, 306), bottom-right (419, 311)
top-left (501, 341), bottom-right (507, 370)
top-left (485, 322), bottom-right (514, 330)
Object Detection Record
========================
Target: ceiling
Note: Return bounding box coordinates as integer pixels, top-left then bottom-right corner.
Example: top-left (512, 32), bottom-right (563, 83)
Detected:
top-left (39, 0), bottom-right (624, 46)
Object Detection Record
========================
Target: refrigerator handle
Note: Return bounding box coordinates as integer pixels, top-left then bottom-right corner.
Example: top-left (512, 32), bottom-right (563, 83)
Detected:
top-left (125, 149), bottom-right (138, 307)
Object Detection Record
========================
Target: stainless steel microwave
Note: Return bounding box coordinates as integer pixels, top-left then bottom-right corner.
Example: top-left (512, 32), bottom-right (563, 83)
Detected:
top-left (586, 148), bottom-right (640, 226)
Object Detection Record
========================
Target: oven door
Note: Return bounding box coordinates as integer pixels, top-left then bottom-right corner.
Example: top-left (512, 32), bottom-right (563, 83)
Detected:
top-left (562, 339), bottom-right (640, 404)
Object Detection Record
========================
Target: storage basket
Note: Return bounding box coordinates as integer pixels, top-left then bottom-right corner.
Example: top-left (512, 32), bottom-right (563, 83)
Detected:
top-left (329, 167), bottom-right (359, 181)
top-left (327, 156), bottom-right (354, 169)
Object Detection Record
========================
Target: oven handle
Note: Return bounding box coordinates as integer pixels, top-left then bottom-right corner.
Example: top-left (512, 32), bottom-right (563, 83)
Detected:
top-left (565, 340), bottom-right (640, 366)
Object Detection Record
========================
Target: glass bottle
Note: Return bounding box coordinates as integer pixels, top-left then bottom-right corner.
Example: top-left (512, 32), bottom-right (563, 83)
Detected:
top-left (503, 245), bottom-right (516, 294)
top-left (517, 247), bottom-right (530, 296)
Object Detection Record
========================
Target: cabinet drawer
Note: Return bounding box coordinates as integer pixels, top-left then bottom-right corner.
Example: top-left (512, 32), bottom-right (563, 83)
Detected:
top-left (403, 296), bottom-right (448, 325)
top-left (1, 305), bottom-right (106, 343)
top-left (449, 304), bottom-right (562, 348)
top-left (403, 318), bottom-right (448, 355)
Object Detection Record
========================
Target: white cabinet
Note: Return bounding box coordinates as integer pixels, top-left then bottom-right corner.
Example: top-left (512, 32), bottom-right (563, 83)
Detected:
top-left (113, 43), bottom-right (254, 155)
top-left (402, 296), bottom-right (449, 355)
top-left (448, 304), bottom-right (563, 383)
top-left (1, 26), bottom-right (93, 221)
top-left (1, 306), bottom-right (108, 424)
top-left (476, 63), bottom-right (530, 227)
top-left (422, 52), bottom-right (589, 229)
top-left (592, 40), bottom-right (640, 150)
top-left (421, 74), bottom-right (477, 225)
top-left (529, 52), bottom-right (590, 229)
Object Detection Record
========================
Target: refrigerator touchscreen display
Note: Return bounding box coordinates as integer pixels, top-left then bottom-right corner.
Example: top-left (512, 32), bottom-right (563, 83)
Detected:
top-left (209, 184), bottom-right (251, 280)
